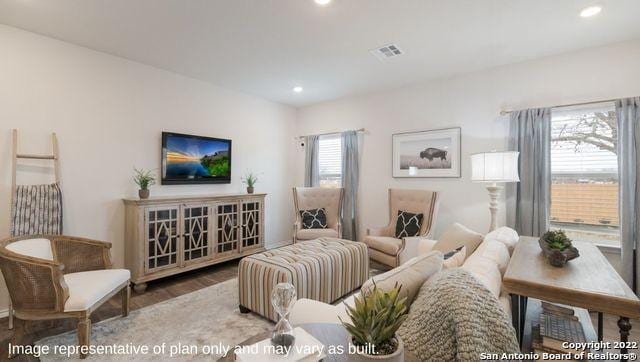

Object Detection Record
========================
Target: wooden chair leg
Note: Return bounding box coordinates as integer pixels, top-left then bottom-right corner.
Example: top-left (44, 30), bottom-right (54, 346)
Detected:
top-left (8, 318), bottom-right (27, 359)
top-left (8, 299), bottom-right (14, 330)
top-left (122, 285), bottom-right (130, 317)
top-left (77, 317), bottom-right (91, 359)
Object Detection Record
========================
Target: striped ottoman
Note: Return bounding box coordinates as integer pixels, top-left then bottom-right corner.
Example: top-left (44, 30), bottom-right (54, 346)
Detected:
top-left (238, 237), bottom-right (369, 321)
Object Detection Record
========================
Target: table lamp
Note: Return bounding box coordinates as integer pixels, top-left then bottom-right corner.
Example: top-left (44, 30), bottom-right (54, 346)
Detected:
top-left (471, 151), bottom-right (520, 232)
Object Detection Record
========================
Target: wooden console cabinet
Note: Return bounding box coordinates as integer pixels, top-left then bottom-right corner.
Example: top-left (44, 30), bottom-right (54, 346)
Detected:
top-left (123, 193), bottom-right (266, 292)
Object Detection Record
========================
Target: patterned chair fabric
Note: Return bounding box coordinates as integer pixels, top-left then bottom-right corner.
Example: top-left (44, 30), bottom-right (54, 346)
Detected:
top-left (238, 237), bottom-right (369, 321)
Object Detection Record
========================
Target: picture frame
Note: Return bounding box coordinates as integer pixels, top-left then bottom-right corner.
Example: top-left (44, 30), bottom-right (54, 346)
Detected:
top-left (392, 127), bottom-right (461, 178)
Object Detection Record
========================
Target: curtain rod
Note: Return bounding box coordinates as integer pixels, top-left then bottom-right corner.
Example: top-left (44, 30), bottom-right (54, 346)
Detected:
top-left (500, 98), bottom-right (619, 116)
top-left (295, 128), bottom-right (366, 140)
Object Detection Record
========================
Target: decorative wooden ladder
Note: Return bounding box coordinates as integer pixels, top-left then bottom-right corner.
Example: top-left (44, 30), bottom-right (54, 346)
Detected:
top-left (8, 129), bottom-right (61, 330)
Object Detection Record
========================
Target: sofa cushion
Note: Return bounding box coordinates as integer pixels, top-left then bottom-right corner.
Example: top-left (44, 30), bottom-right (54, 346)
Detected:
top-left (64, 269), bottom-right (130, 312)
top-left (6, 238), bottom-right (53, 261)
top-left (299, 208), bottom-right (328, 229)
top-left (394, 210), bottom-right (424, 238)
top-left (296, 228), bottom-right (339, 240)
top-left (462, 257), bottom-right (502, 298)
top-left (443, 246), bottom-right (466, 269)
top-left (484, 227), bottom-right (519, 255)
top-left (469, 239), bottom-right (511, 275)
top-left (363, 236), bottom-right (403, 255)
top-left (361, 251), bottom-right (443, 305)
top-left (434, 223), bottom-right (483, 256)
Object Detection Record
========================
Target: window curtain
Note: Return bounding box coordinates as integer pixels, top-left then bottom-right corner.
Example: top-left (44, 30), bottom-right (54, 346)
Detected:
top-left (341, 130), bottom-right (359, 241)
top-left (507, 108), bottom-right (551, 237)
top-left (616, 97), bottom-right (640, 293)
top-left (304, 135), bottom-right (320, 187)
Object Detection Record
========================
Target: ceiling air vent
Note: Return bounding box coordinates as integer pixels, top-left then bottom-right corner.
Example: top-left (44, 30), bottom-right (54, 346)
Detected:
top-left (370, 44), bottom-right (404, 61)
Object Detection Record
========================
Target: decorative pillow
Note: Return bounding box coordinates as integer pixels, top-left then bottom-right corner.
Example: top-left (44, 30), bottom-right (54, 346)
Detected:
top-left (394, 210), bottom-right (424, 238)
top-left (361, 251), bottom-right (443, 305)
top-left (443, 246), bottom-right (466, 269)
top-left (299, 208), bottom-right (328, 229)
top-left (433, 223), bottom-right (483, 256)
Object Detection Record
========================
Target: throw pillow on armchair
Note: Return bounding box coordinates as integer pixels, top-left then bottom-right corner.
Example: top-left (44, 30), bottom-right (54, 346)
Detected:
top-left (299, 208), bottom-right (328, 229)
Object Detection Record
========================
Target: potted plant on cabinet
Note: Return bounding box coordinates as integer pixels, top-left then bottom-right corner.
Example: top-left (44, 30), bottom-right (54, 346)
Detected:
top-left (133, 168), bottom-right (156, 199)
top-left (340, 283), bottom-right (408, 361)
top-left (242, 172), bottom-right (258, 194)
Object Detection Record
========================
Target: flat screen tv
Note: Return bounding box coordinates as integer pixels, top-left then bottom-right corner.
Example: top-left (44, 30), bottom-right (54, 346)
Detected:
top-left (161, 132), bottom-right (231, 185)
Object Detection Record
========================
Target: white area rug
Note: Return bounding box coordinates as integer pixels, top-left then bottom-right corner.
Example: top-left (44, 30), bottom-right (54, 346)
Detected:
top-left (36, 279), bottom-right (273, 361)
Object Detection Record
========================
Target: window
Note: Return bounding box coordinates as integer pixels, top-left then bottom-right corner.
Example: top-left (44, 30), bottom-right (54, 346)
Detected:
top-left (550, 103), bottom-right (619, 247)
top-left (318, 135), bottom-right (342, 188)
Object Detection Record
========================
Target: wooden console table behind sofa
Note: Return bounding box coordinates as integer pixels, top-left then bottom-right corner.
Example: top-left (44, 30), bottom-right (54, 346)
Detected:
top-left (124, 193), bottom-right (266, 292)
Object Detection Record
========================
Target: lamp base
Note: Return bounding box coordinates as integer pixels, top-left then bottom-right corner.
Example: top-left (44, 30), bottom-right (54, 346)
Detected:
top-left (486, 184), bottom-right (503, 232)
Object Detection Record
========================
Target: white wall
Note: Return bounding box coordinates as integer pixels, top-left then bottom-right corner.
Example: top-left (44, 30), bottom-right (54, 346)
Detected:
top-left (294, 40), bottom-right (640, 255)
top-left (0, 25), bottom-right (297, 311)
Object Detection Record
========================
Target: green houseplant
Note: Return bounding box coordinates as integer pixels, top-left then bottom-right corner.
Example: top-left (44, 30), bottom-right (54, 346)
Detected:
top-left (133, 168), bottom-right (156, 199)
top-left (242, 172), bottom-right (258, 194)
top-left (340, 283), bottom-right (408, 361)
top-left (539, 230), bottom-right (579, 267)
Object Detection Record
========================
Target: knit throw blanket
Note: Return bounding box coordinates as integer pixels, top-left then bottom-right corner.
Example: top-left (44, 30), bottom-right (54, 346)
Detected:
top-left (398, 268), bottom-right (519, 361)
top-left (11, 183), bottom-right (63, 237)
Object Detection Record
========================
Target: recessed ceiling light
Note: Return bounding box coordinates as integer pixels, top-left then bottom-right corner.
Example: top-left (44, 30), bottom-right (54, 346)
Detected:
top-left (293, 86), bottom-right (304, 93)
top-left (314, 0), bottom-right (331, 6)
top-left (580, 5), bottom-right (602, 18)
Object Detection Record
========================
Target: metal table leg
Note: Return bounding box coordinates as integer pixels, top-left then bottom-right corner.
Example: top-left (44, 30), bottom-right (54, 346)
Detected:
top-left (597, 312), bottom-right (603, 341)
top-left (511, 294), bottom-right (521, 345)
top-left (618, 317), bottom-right (631, 362)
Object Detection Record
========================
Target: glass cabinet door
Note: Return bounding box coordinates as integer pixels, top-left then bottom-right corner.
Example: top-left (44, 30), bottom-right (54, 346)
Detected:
top-left (241, 199), bottom-right (263, 251)
top-left (145, 205), bottom-right (180, 272)
top-left (182, 204), bottom-right (211, 265)
top-left (215, 202), bottom-right (239, 256)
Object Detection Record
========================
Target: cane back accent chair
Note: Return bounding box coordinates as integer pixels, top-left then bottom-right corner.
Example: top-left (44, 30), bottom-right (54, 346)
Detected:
top-left (0, 235), bottom-right (130, 359)
top-left (293, 187), bottom-right (344, 243)
top-left (364, 189), bottom-right (439, 268)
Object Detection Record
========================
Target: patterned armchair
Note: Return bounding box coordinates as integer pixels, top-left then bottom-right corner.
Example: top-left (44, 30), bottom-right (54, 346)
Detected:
top-left (0, 235), bottom-right (130, 359)
top-left (364, 189), bottom-right (439, 267)
top-left (293, 187), bottom-right (344, 243)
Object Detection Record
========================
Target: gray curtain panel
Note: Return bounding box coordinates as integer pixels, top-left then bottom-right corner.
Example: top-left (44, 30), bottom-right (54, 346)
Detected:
top-left (507, 108), bottom-right (551, 237)
top-left (341, 130), bottom-right (359, 241)
top-left (304, 135), bottom-right (320, 187)
top-left (616, 97), bottom-right (640, 293)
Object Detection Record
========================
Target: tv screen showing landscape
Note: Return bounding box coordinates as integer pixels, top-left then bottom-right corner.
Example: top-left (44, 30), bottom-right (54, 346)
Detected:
top-left (161, 132), bottom-right (231, 184)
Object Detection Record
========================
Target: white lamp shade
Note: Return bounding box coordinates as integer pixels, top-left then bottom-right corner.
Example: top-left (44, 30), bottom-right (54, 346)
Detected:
top-left (471, 151), bottom-right (520, 182)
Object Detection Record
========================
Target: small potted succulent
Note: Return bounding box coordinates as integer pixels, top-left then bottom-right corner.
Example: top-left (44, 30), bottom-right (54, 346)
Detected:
top-left (242, 172), bottom-right (258, 194)
top-left (340, 283), bottom-right (408, 361)
top-left (133, 168), bottom-right (156, 199)
top-left (539, 230), bottom-right (579, 267)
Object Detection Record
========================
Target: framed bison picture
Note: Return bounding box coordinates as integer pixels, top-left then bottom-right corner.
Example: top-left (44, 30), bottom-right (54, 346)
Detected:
top-left (392, 127), bottom-right (461, 178)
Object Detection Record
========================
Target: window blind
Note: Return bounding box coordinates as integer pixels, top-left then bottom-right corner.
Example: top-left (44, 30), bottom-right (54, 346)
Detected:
top-left (318, 135), bottom-right (342, 187)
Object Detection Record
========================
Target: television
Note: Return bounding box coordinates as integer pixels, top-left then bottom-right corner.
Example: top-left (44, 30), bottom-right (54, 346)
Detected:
top-left (161, 132), bottom-right (232, 185)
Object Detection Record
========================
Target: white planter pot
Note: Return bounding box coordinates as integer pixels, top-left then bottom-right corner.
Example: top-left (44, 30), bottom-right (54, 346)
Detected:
top-left (352, 337), bottom-right (404, 362)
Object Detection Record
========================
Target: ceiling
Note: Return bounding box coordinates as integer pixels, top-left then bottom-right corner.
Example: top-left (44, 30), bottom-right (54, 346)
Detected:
top-left (1, 0), bottom-right (639, 107)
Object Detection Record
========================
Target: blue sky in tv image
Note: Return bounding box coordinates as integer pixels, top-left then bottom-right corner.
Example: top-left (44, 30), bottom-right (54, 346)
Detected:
top-left (164, 134), bottom-right (231, 178)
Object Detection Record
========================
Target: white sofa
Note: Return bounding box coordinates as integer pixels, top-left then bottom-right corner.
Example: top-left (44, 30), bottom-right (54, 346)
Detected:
top-left (290, 226), bottom-right (520, 326)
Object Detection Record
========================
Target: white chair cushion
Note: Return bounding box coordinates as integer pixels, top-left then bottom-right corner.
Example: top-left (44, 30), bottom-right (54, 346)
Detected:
top-left (64, 269), bottom-right (130, 312)
top-left (6, 238), bottom-right (53, 260)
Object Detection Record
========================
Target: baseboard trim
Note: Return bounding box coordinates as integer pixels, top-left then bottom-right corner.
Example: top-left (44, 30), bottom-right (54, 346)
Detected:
top-left (0, 308), bottom-right (9, 319)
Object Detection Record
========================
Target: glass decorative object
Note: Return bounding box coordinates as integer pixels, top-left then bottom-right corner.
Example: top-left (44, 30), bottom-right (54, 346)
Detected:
top-left (271, 282), bottom-right (297, 348)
